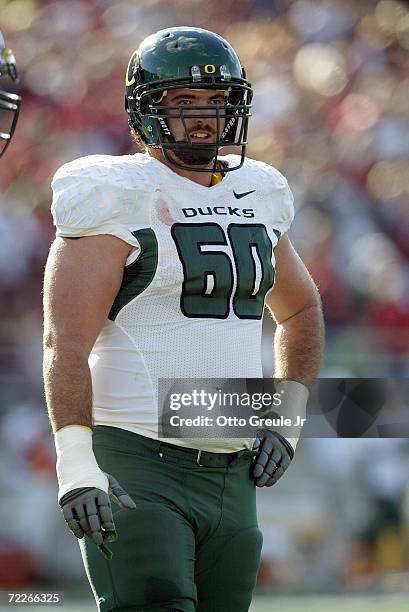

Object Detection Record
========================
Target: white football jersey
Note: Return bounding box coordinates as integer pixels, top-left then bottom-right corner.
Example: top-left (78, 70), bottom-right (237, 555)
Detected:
top-left (51, 153), bottom-right (294, 452)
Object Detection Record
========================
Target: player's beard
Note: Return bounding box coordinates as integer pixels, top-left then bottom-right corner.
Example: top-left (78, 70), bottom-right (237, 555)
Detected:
top-left (168, 122), bottom-right (218, 166)
top-left (172, 144), bottom-right (217, 166)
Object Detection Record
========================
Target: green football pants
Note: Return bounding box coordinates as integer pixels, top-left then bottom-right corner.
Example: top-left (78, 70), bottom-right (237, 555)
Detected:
top-left (79, 426), bottom-right (263, 612)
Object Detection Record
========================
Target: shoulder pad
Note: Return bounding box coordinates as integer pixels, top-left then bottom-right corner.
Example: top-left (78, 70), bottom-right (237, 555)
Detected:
top-left (234, 156), bottom-right (295, 236)
top-left (51, 154), bottom-right (148, 248)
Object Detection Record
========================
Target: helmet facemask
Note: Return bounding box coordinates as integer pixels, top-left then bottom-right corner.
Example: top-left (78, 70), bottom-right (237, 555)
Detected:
top-left (128, 81), bottom-right (252, 173)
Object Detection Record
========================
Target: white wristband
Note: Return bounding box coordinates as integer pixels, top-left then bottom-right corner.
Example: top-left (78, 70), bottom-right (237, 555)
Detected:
top-left (55, 425), bottom-right (109, 502)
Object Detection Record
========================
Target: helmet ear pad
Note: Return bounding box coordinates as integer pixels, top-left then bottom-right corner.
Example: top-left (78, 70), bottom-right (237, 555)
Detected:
top-left (127, 93), bottom-right (162, 146)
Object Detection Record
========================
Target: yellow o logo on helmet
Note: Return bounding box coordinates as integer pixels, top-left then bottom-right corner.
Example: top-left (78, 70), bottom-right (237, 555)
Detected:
top-left (203, 64), bottom-right (216, 74)
top-left (125, 49), bottom-right (140, 86)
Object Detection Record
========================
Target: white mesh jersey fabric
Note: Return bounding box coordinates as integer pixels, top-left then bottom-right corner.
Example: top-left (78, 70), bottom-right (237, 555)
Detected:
top-left (51, 152), bottom-right (294, 452)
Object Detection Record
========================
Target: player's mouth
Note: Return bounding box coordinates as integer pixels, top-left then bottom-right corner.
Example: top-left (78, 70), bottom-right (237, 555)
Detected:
top-left (189, 130), bottom-right (214, 143)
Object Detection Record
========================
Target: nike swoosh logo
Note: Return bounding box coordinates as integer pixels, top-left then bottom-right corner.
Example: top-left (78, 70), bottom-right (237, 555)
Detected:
top-left (233, 190), bottom-right (256, 199)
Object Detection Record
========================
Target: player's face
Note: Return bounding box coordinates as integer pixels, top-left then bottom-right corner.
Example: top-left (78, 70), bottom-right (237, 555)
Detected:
top-left (160, 88), bottom-right (227, 167)
top-left (164, 88), bottom-right (226, 142)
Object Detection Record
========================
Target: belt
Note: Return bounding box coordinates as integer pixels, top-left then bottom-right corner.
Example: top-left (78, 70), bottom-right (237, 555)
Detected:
top-left (157, 440), bottom-right (254, 467)
top-left (94, 426), bottom-right (255, 468)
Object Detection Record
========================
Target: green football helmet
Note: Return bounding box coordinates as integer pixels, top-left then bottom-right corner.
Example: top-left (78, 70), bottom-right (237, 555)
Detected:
top-left (125, 27), bottom-right (252, 173)
top-left (0, 31), bottom-right (21, 158)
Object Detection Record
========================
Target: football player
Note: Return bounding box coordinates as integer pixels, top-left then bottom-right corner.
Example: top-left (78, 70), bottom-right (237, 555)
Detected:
top-left (0, 31), bottom-right (21, 158)
top-left (43, 27), bottom-right (324, 612)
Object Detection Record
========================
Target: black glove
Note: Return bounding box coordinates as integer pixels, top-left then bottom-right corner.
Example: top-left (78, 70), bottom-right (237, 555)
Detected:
top-left (252, 430), bottom-right (294, 487)
top-left (59, 472), bottom-right (136, 560)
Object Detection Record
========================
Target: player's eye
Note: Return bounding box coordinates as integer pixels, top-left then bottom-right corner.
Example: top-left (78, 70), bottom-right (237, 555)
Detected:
top-left (178, 99), bottom-right (192, 105)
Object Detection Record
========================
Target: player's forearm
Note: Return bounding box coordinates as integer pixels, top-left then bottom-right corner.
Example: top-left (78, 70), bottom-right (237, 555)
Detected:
top-left (273, 301), bottom-right (325, 389)
top-left (43, 343), bottom-right (93, 433)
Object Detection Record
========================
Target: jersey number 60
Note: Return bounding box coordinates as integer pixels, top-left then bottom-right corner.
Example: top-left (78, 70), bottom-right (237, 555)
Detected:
top-left (171, 223), bottom-right (279, 320)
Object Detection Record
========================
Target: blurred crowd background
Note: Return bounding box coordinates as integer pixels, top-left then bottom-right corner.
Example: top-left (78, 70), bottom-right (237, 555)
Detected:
top-left (0, 0), bottom-right (408, 604)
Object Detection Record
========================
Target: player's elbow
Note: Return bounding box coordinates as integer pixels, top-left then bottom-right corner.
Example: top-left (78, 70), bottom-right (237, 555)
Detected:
top-left (267, 273), bottom-right (323, 326)
top-left (278, 295), bottom-right (323, 327)
top-left (303, 283), bottom-right (323, 314)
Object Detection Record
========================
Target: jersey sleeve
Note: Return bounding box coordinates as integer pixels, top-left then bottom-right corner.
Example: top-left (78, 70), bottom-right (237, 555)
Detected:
top-left (50, 160), bottom-right (141, 250)
top-left (275, 177), bottom-right (295, 238)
